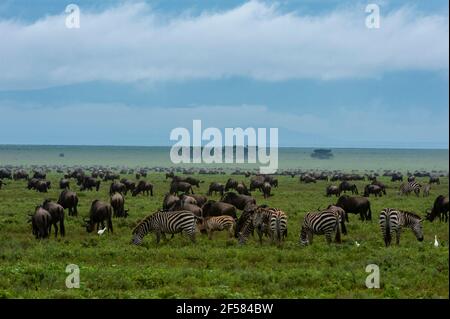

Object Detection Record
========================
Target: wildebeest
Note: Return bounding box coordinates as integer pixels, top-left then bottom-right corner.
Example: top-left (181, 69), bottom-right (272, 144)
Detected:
top-left (326, 185), bottom-right (340, 197)
top-left (391, 173), bottom-right (403, 182)
top-left (120, 178), bottom-right (136, 194)
top-left (261, 182), bottom-right (272, 199)
top-left (335, 195), bottom-right (372, 221)
top-left (300, 175), bottom-right (316, 183)
top-left (30, 206), bottom-right (52, 239)
top-left (80, 177), bottom-right (101, 191)
top-left (371, 180), bottom-right (387, 195)
top-left (163, 193), bottom-right (179, 210)
top-left (190, 194), bottom-right (208, 208)
top-left (59, 179), bottom-right (70, 190)
top-left (170, 181), bottom-right (194, 195)
top-left (176, 194), bottom-right (196, 207)
top-left (42, 199), bottom-right (65, 238)
top-left (0, 168), bottom-right (12, 179)
top-left (426, 195), bottom-right (449, 222)
top-left (264, 175), bottom-right (278, 187)
top-left (339, 181), bottom-right (358, 195)
top-left (33, 171), bottom-right (46, 180)
top-left (185, 177), bottom-right (202, 188)
top-left (363, 184), bottom-right (383, 197)
top-left (165, 172), bottom-right (175, 179)
top-left (201, 200), bottom-right (237, 219)
top-left (111, 192), bottom-right (128, 218)
top-left (132, 180), bottom-right (153, 196)
top-left (35, 180), bottom-right (51, 193)
top-left (236, 182), bottom-right (251, 195)
top-left (249, 176), bottom-right (265, 191)
top-left (84, 200), bottom-right (113, 233)
top-left (225, 178), bottom-right (238, 191)
top-left (429, 176), bottom-right (440, 185)
top-left (109, 181), bottom-right (126, 195)
top-left (57, 189), bottom-right (79, 217)
top-left (13, 169), bottom-right (29, 180)
top-left (208, 182), bottom-right (225, 196)
top-left (103, 172), bottom-right (120, 181)
top-left (221, 192), bottom-right (256, 210)
top-left (170, 200), bottom-right (203, 217)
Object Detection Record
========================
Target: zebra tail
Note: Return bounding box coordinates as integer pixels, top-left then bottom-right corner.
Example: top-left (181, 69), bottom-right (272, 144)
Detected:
top-left (385, 215), bottom-right (391, 246)
top-left (334, 217), bottom-right (341, 243)
top-left (276, 218), bottom-right (281, 242)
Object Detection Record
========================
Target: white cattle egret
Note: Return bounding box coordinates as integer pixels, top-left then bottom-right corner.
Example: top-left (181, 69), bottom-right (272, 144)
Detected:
top-left (98, 227), bottom-right (107, 235)
top-left (355, 241), bottom-right (360, 247)
top-left (434, 235), bottom-right (439, 247)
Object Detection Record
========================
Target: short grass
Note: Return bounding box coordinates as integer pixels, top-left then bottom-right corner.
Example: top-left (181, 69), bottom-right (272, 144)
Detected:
top-left (0, 173), bottom-right (448, 298)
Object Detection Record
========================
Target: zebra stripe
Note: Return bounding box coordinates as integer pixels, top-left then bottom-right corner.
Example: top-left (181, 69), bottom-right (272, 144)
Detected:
top-left (132, 210), bottom-right (199, 245)
top-left (399, 181), bottom-right (421, 196)
top-left (379, 208), bottom-right (424, 246)
top-left (270, 209), bottom-right (288, 245)
top-left (238, 207), bottom-right (288, 245)
top-left (237, 215), bottom-right (254, 245)
top-left (299, 211), bottom-right (340, 246)
top-left (201, 215), bottom-right (236, 240)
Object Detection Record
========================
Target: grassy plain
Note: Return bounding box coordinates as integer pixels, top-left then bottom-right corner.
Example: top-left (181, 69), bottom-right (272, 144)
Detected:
top-left (0, 173), bottom-right (448, 298)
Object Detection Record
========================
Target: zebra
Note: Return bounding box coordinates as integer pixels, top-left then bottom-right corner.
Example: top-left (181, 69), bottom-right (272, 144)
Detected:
top-left (237, 214), bottom-right (254, 245)
top-left (199, 215), bottom-right (236, 240)
top-left (250, 207), bottom-right (288, 245)
top-left (131, 210), bottom-right (200, 245)
top-left (299, 210), bottom-right (341, 246)
top-left (422, 184), bottom-right (431, 197)
top-left (237, 206), bottom-right (287, 245)
top-left (326, 205), bottom-right (348, 235)
top-left (379, 208), bottom-right (424, 247)
top-left (270, 209), bottom-right (288, 245)
top-left (399, 181), bottom-right (421, 196)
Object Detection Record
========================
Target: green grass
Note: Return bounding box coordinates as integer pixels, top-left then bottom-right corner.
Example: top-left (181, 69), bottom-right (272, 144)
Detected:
top-left (0, 173), bottom-right (448, 298)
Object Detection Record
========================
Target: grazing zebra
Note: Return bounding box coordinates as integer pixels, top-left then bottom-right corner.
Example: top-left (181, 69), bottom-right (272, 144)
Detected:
top-left (399, 181), bottom-right (421, 197)
top-left (299, 210), bottom-right (341, 246)
top-left (238, 207), bottom-right (288, 245)
top-left (131, 210), bottom-right (200, 245)
top-left (200, 215), bottom-right (236, 240)
top-left (237, 215), bottom-right (254, 245)
top-left (379, 208), bottom-right (424, 247)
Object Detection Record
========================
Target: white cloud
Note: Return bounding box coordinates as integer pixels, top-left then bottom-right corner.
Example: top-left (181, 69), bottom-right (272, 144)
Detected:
top-left (0, 1), bottom-right (448, 90)
top-left (0, 102), bottom-right (447, 148)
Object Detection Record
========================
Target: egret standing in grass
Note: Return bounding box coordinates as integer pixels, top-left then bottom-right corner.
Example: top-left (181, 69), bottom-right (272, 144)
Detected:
top-left (434, 235), bottom-right (439, 247)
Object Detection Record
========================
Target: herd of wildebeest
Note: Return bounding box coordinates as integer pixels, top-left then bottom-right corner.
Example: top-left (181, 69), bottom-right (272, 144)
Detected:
top-left (0, 166), bottom-right (448, 247)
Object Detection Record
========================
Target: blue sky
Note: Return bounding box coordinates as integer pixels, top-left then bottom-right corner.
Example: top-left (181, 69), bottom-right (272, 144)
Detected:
top-left (0, 0), bottom-right (448, 148)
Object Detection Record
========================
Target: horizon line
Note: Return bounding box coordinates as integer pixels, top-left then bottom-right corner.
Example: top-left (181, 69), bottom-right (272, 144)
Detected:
top-left (0, 143), bottom-right (448, 151)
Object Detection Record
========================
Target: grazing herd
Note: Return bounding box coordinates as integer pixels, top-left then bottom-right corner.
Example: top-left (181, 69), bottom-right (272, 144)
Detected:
top-left (0, 166), bottom-right (448, 248)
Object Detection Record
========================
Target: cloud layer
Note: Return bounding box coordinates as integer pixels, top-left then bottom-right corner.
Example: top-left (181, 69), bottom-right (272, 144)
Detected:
top-left (0, 1), bottom-right (448, 90)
